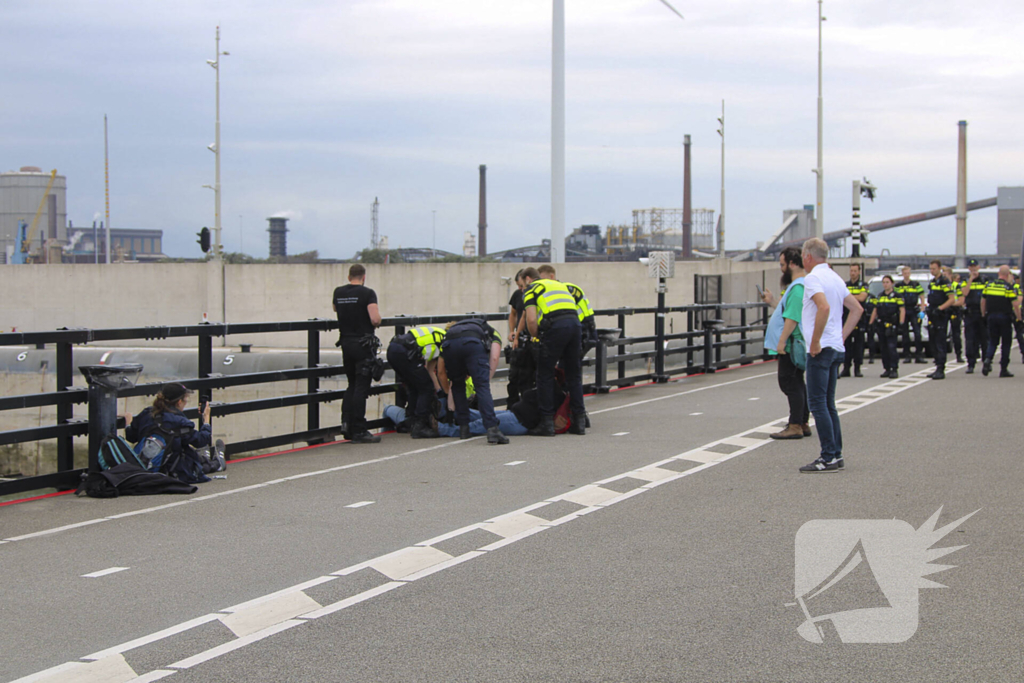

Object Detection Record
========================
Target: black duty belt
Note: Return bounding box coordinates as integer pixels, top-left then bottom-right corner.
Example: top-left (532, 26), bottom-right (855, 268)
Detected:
top-left (542, 310), bottom-right (577, 323)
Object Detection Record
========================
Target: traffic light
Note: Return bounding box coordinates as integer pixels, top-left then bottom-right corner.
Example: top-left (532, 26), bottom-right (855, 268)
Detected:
top-left (197, 227), bottom-right (211, 253)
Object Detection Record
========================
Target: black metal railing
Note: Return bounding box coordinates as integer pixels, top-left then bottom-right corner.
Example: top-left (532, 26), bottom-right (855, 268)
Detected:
top-left (0, 302), bottom-right (768, 497)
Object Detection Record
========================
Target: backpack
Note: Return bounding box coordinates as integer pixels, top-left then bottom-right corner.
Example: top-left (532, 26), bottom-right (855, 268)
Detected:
top-left (97, 433), bottom-right (150, 471)
top-left (132, 422), bottom-right (212, 483)
top-left (132, 423), bottom-right (178, 472)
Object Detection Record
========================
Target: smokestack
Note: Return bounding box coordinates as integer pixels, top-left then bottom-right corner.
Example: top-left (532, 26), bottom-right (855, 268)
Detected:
top-left (478, 164), bottom-right (487, 257)
top-left (46, 194), bottom-right (60, 264)
top-left (267, 216), bottom-right (289, 258)
top-left (683, 135), bottom-right (692, 258)
top-left (955, 121), bottom-right (967, 267)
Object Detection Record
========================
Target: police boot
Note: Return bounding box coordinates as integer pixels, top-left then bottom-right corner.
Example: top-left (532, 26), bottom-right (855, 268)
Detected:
top-left (982, 360), bottom-right (992, 376)
top-left (853, 366), bottom-right (863, 378)
top-left (839, 367), bottom-right (851, 378)
top-left (411, 417), bottom-right (440, 439)
top-left (1000, 367), bottom-right (1014, 378)
top-left (486, 426), bottom-right (509, 445)
top-left (880, 369), bottom-right (891, 378)
top-left (459, 423), bottom-right (471, 440)
top-left (965, 364), bottom-right (975, 374)
top-left (528, 416), bottom-right (556, 437)
top-left (568, 413), bottom-right (587, 435)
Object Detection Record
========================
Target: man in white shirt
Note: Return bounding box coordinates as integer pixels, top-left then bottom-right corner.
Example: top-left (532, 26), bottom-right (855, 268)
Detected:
top-left (799, 238), bottom-right (864, 472)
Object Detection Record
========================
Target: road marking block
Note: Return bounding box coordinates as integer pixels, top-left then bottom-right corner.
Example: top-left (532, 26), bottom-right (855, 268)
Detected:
top-left (558, 485), bottom-right (620, 507)
top-left (627, 466), bottom-right (678, 483)
top-left (612, 432), bottom-right (630, 436)
top-left (219, 591), bottom-right (321, 638)
top-left (84, 614), bottom-right (220, 661)
top-left (12, 655), bottom-right (137, 683)
top-left (300, 581), bottom-right (405, 620)
top-left (369, 546), bottom-right (454, 581)
top-left (130, 671), bottom-right (175, 682)
top-left (169, 620), bottom-right (303, 670)
top-left (504, 460), bottom-right (526, 466)
top-left (81, 567), bottom-right (129, 579)
top-left (482, 512), bottom-right (548, 539)
top-left (345, 501), bottom-right (375, 508)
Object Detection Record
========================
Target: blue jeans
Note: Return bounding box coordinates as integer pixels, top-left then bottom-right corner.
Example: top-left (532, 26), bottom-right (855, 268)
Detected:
top-left (383, 405), bottom-right (528, 438)
top-left (805, 347), bottom-right (844, 460)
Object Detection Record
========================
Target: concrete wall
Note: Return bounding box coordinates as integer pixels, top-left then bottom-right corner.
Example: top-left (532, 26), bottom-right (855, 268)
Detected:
top-left (0, 260), bottom-right (776, 347)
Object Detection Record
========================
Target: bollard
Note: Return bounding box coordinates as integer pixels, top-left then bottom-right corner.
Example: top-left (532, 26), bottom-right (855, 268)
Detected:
top-left (594, 328), bottom-right (620, 394)
top-left (702, 320), bottom-right (724, 374)
top-left (80, 364), bottom-right (143, 472)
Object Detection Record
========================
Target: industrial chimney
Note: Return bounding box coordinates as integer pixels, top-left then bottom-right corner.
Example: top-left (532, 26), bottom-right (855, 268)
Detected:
top-left (267, 216), bottom-right (289, 258)
top-left (682, 135), bottom-right (693, 258)
top-left (478, 164), bottom-right (487, 257)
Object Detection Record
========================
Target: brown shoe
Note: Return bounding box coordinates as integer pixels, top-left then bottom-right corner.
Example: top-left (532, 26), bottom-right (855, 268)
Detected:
top-left (770, 424), bottom-right (804, 440)
top-left (801, 423), bottom-right (812, 437)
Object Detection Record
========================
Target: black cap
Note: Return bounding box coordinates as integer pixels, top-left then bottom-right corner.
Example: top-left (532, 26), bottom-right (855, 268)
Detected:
top-left (968, 258), bottom-right (979, 267)
top-left (160, 382), bottom-right (192, 403)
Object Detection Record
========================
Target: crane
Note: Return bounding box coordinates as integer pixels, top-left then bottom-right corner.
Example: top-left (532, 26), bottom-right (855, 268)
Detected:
top-left (12, 169), bottom-right (58, 265)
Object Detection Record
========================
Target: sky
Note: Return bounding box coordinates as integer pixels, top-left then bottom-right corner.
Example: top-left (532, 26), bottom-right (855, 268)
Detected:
top-left (2, 0), bottom-right (1023, 260)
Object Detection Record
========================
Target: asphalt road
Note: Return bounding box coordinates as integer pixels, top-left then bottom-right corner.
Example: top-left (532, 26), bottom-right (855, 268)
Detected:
top-left (3, 359), bottom-right (1022, 683)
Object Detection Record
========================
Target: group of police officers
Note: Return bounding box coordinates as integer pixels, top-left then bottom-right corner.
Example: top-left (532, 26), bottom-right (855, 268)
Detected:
top-left (333, 263), bottom-right (595, 445)
top-left (842, 259), bottom-right (1024, 381)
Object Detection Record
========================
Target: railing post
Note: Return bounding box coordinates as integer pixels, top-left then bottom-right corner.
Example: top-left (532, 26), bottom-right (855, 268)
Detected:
top-left (740, 307), bottom-right (748, 361)
top-left (595, 338), bottom-right (610, 393)
top-left (617, 311), bottom-right (626, 381)
top-left (198, 330), bottom-right (213, 415)
top-left (687, 309), bottom-right (694, 372)
top-left (715, 306), bottom-right (723, 368)
top-left (55, 341), bottom-right (74, 476)
top-left (703, 321), bottom-right (716, 374)
top-left (307, 326), bottom-right (321, 439)
top-left (654, 278), bottom-right (668, 383)
top-left (394, 322), bottom-right (407, 409)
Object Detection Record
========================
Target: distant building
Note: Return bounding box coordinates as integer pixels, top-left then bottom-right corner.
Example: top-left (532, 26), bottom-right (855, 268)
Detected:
top-left (64, 226), bottom-right (165, 263)
top-left (997, 187), bottom-right (1024, 255)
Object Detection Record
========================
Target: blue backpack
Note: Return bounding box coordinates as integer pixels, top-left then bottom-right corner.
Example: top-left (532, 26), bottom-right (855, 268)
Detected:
top-left (98, 433), bottom-right (149, 471)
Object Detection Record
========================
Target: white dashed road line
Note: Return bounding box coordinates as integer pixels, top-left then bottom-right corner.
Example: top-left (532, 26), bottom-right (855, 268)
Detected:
top-left (80, 567), bottom-right (129, 579)
top-left (344, 501), bottom-right (375, 509)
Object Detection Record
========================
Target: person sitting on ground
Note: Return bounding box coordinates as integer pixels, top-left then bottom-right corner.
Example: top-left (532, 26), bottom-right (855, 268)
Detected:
top-left (126, 382), bottom-right (221, 483)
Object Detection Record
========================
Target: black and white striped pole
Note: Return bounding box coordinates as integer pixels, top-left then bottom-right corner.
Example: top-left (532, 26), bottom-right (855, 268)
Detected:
top-left (851, 178), bottom-right (876, 258)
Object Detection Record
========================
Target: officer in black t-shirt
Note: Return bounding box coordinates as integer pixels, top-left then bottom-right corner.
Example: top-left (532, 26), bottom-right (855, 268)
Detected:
top-left (333, 264), bottom-right (382, 443)
top-left (505, 270), bottom-right (535, 405)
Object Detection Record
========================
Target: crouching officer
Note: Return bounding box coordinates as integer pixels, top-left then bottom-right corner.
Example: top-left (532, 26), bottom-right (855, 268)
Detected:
top-left (440, 318), bottom-right (508, 444)
top-left (962, 259), bottom-right (988, 374)
top-left (868, 275), bottom-right (905, 378)
top-left (386, 325), bottom-right (446, 438)
top-left (522, 266), bottom-right (586, 436)
top-left (333, 264), bottom-right (382, 444)
top-left (981, 265), bottom-right (1020, 378)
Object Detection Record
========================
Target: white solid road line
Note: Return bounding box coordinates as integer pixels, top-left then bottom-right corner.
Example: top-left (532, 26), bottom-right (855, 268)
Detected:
top-left (80, 567), bottom-right (129, 579)
top-left (21, 367), bottom-right (943, 682)
top-left (589, 371), bottom-right (774, 416)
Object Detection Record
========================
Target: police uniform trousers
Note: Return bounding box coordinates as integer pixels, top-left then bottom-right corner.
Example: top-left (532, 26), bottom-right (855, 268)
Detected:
top-left (536, 315), bottom-right (585, 418)
top-left (865, 322), bottom-right (877, 363)
top-left (506, 338), bottom-right (537, 406)
top-left (386, 340), bottom-right (434, 421)
top-left (901, 316), bottom-right (924, 359)
top-left (1015, 319), bottom-right (1024, 361)
top-left (985, 312), bottom-right (1014, 370)
top-left (948, 310), bottom-right (962, 359)
top-left (928, 310), bottom-right (949, 370)
top-left (843, 326), bottom-right (865, 372)
top-left (340, 335), bottom-right (375, 435)
top-left (964, 310), bottom-right (988, 366)
top-left (879, 322), bottom-right (900, 372)
top-left (442, 337), bottom-right (499, 430)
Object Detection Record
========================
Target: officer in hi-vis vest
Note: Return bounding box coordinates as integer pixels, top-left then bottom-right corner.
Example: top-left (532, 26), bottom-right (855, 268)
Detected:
top-left (961, 259), bottom-right (989, 374)
top-left (386, 325), bottom-right (446, 438)
top-left (867, 275), bottom-right (905, 378)
top-left (521, 266), bottom-right (586, 437)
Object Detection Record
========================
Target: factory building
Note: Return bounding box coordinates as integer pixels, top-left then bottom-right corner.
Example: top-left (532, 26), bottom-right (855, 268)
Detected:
top-left (0, 167), bottom-right (67, 264)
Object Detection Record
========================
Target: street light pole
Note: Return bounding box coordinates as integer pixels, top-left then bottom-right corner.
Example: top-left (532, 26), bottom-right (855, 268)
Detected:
top-left (432, 209), bottom-right (436, 259)
top-left (207, 26), bottom-right (229, 260)
top-left (551, 0), bottom-right (566, 264)
top-left (814, 0), bottom-right (825, 238)
top-left (716, 100), bottom-right (725, 256)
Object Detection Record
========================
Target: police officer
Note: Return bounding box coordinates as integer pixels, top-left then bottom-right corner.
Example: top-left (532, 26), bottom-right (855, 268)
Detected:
top-left (981, 266), bottom-right (1020, 378)
top-left (1013, 276), bottom-right (1024, 363)
top-left (522, 266), bottom-right (586, 436)
top-left (841, 263), bottom-right (869, 377)
top-left (386, 324), bottom-right (446, 438)
top-left (894, 266), bottom-right (926, 363)
top-left (944, 267), bottom-right (964, 363)
top-left (867, 275), bottom-right (905, 378)
top-left (961, 258), bottom-right (988, 374)
top-left (505, 271), bottom-right (533, 406)
top-left (925, 259), bottom-right (955, 380)
top-left (333, 264), bottom-right (382, 444)
top-left (440, 318), bottom-right (508, 444)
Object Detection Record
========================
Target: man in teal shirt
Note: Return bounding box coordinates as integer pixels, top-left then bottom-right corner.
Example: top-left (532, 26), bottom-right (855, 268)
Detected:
top-left (765, 247), bottom-right (809, 439)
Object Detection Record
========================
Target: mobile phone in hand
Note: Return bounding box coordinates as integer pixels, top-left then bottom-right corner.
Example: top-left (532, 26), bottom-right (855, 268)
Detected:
top-left (755, 284), bottom-right (764, 300)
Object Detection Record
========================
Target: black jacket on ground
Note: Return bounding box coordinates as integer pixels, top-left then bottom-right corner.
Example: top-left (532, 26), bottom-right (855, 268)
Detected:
top-left (76, 462), bottom-right (198, 498)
